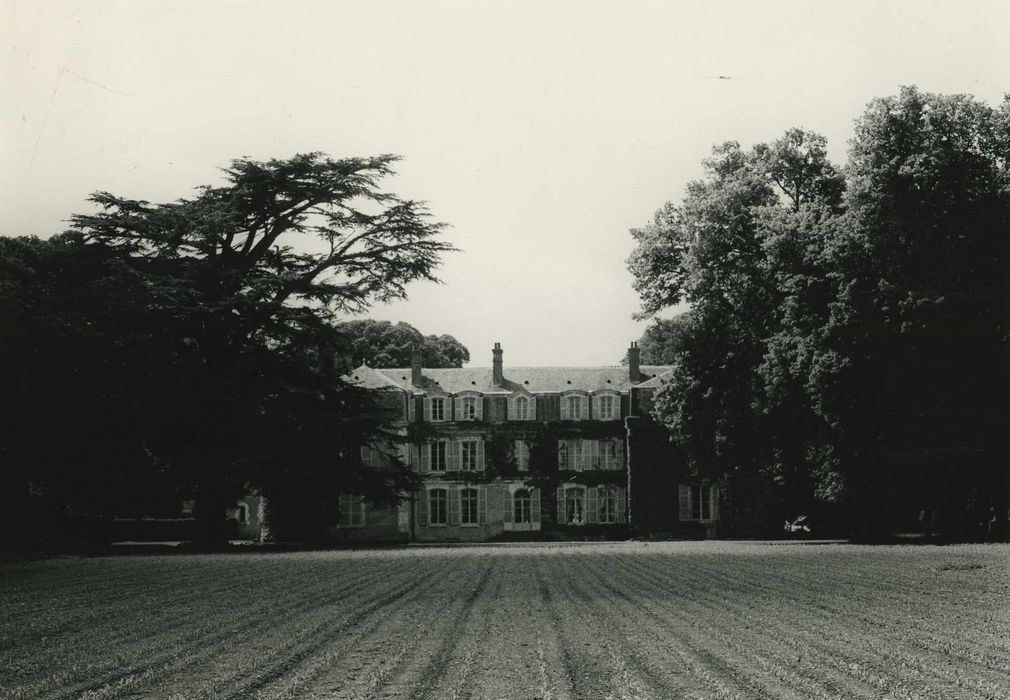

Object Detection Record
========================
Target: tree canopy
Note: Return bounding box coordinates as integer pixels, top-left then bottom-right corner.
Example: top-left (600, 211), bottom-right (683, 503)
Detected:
top-left (1, 153), bottom-right (454, 549)
top-left (336, 319), bottom-right (470, 368)
top-left (628, 89), bottom-right (1010, 540)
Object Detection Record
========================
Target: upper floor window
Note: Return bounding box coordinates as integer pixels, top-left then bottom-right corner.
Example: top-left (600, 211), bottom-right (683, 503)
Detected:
top-left (594, 393), bottom-right (618, 420)
top-left (560, 393), bottom-right (586, 421)
top-left (460, 488), bottom-right (479, 526)
top-left (515, 396), bottom-right (529, 420)
top-left (431, 440), bottom-right (447, 472)
top-left (455, 393), bottom-right (482, 421)
top-left (429, 488), bottom-right (448, 526)
top-left (460, 439), bottom-right (479, 471)
top-left (430, 397), bottom-right (446, 421)
top-left (515, 440), bottom-right (530, 471)
top-left (599, 440), bottom-right (620, 470)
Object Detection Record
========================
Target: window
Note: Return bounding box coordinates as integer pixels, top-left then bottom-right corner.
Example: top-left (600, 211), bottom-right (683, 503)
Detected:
top-left (565, 487), bottom-right (585, 525)
top-left (430, 441), bottom-right (447, 472)
top-left (339, 494), bottom-right (365, 527)
top-left (600, 440), bottom-right (619, 470)
top-left (557, 441), bottom-right (568, 469)
top-left (515, 440), bottom-right (530, 471)
top-left (567, 395), bottom-right (583, 420)
top-left (598, 487), bottom-right (617, 524)
top-left (514, 488), bottom-right (532, 523)
top-left (693, 484), bottom-right (713, 521)
top-left (429, 488), bottom-right (447, 526)
top-left (461, 440), bottom-right (478, 471)
top-left (430, 397), bottom-right (445, 421)
top-left (596, 394), bottom-right (616, 420)
top-left (461, 396), bottom-right (478, 420)
top-left (514, 396), bottom-right (529, 420)
top-left (236, 502), bottom-right (249, 525)
top-left (460, 488), bottom-right (479, 526)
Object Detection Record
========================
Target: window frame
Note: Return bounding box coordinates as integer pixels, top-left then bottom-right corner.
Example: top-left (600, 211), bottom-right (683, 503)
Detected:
top-left (338, 493), bottom-right (365, 528)
top-left (428, 488), bottom-right (448, 526)
top-left (598, 487), bottom-right (617, 524)
top-left (514, 396), bottom-right (529, 421)
top-left (564, 485), bottom-right (586, 525)
top-left (594, 392), bottom-right (619, 421)
top-left (430, 397), bottom-right (446, 422)
top-left (430, 440), bottom-right (448, 472)
top-left (460, 487), bottom-right (479, 526)
top-left (513, 488), bottom-right (532, 524)
top-left (460, 439), bottom-right (479, 471)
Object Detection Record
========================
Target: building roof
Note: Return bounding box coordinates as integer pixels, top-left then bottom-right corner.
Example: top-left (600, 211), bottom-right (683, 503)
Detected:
top-left (346, 364), bottom-right (673, 395)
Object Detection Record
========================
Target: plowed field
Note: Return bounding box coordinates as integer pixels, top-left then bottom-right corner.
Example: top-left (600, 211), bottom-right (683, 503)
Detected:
top-left (2, 541), bottom-right (1009, 699)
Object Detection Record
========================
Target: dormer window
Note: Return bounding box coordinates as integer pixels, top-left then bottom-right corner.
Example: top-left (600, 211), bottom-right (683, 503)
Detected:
top-left (509, 394), bottom-right (536, 421)
top-left (462, 397), bottom-right (477, 420)
top-left (560, 392), bottom-right (587, 421)
top-left (593, 392), bottom-right (619, 421)
top-left (425, 397), bottom-right (447, 422)
top-left (455, 393), bottom-right (483, 421)
top-left (515, 396), bottom-right (529, 420)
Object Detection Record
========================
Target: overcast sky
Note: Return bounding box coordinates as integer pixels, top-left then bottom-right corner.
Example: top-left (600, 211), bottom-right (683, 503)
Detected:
top-left (4, 1), bottom-right (1009, 366)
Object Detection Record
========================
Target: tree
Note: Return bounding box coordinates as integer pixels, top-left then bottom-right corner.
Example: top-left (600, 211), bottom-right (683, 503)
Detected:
top-left (629, 315), bottom-right (692, 365)
top-left (335, 319), bottom-right (469, 368)
top-left (7, 152), bottom-right (454, 548)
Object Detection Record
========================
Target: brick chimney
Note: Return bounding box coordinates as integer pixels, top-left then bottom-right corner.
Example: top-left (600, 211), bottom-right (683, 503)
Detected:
top-left (492, 342), bottom-right (504, 386)
top-left (628, 341), bottom-right (641, 382)
top-left (411, 346), bottom-right (423, 387)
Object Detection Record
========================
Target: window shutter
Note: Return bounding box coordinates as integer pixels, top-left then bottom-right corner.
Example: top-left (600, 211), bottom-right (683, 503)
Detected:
top-left (423, 397), bottom-right (431, 422)
top-left (475, 396), bottom-right (483, 420)
top-left (710, 485), bottom-right (720, 520)
top-left (586, 487), bottom-right (599, 524)
top-left (616, 487), bottom-right (627, 524)
top-left (502, 487), bottom-right (513, 524)
top-left (420, 490), bottom-right (429, 526)
top-left (556, 486), bottom-right (566, 525)
top-left (448, 486), bottom-right (459, 525)
top-left (420, 444), bottom-right (430, 473)
top-left (615, 440), bottom-right (625, 471)
top-left (447, 440), bottom-right (460, 472)
top-left (507, 395), bottom-right (514, 420)
top-left (590, 394), bottom-right (598, 420)
top-left (529, 395), bottom-right (537, 420)
top-left (679, 484), bottom-right (691, 521)
top-left (592, 440), bottom-right (601, 471)
top-left (476, 440), bottom-right (485, 471)
top-left (409, 396), bottom-right (416, 422)
top-left (531, 488), bottom-right (541, 524)
top-left (560, 395), bottom-right (569, 421)
top-left (478, 487), bottom-right (487, 525)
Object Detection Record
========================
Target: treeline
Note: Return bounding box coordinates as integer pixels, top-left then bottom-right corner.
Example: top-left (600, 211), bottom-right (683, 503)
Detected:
top-left (0, 153), bottom-right (453, 551)
top-left (628, 87), bottom-right (1010, 540)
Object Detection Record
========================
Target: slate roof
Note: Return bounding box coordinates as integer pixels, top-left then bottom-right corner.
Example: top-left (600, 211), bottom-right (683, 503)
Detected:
top-left (346, 364), bottom-right (673, 395)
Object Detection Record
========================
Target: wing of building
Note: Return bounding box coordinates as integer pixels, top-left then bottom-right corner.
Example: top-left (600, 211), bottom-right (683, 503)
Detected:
top-left (311, 341), bottom-right (721, 543)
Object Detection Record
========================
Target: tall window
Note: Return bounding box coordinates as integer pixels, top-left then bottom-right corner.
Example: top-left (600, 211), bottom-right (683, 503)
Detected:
top-left (236, 502), bottom-right (249, 525)
top-left (557, 441), bottom-right (568, 470)
top-left (339, 494), bottom-right (365, 527)
top-left (693, 484), bottom-right (713, 521)
top-left (514, 396), bottom-right (529, 420)
top-left (597, 395), bottom-right (615, 420)
top-left (565, 487), bottom-right (585, 525)
top-left (567, 395), bottom-right (583, 420)
top-left (460, 488), bottom-right (479, 525)
top-left (461, 396), bottom-right (478, 420)
top-left (598, 487), bottom-right (617, 524)
top-left (431, 441), bottom-right (447, 472)
top-left (429, 488), bottom-right (447, 525)
top-left (514, 488), bottom-right (531, 523)
top-left (601, 440), bottom-right (619, 469)
top-left (430, 397), bottom-right (445, 421)
top-left (515, 440), bottom-right (530, 471)
top-left (461, 440), bottom-right (478, 470)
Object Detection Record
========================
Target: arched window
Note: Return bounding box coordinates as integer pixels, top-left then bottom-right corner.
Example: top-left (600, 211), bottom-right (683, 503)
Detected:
top-left (515, 396), bottom-right (529, 420)
top-left (513, 488), bottom-right (532, 523)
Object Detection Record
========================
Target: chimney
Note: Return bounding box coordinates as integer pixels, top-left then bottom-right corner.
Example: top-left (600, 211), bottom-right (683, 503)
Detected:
top-left (628, 341), bottom-right (641, 382)
top-left (492, 342), bottom-right (504, 386)
top-left (411, 347), bottom-right (423, 387)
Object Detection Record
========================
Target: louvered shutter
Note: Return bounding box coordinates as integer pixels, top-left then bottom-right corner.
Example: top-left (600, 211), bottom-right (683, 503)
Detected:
top-left (448, 486), bottom-right (459, 525)
top-left (710, 485), bottom-right (720, 520)
top-left (615, 440), bottom-right (625, 471)
top-left (475, 397), bottom-right (483, 420)
top-left (409, 396), bottom-right (416, 422)
top-left (529, 395), bottom-right (537, 420)
top-left (616, 487), bottom-right (627, 524)
top-left (424, 397), bottom-right (431, 422)
top-left (476, 440), bottom-right (485, 471)
top-left (556, 486), bottom-right (565, 524)
top-left (590, 394), bottom-right (597, 420)
top-left (679, 484), bottom-right (692, 521)
top-left (531, 489), bottom-right (541, 524)
top-left (557, 441), bottom-right (565, 470)
top-left (447, 440), bottom-right (460, 472)
top-left (587, 487), bottom-right (599, 524)
top-left (560, 395), bottom-right (569, 421)
top-left (502, 487), bottom-right (513, 524)
top-left (420, 444), bottom-right (430, 473)
top-left (478, 487), bottom-right (487, 524)
top-left (419, 490), bottom-right (429, 527)
top-left (507, 395), bottom-right (515, 420)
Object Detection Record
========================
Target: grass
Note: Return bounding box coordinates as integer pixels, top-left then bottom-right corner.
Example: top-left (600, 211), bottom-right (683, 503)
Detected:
top-left (2, 541), bottom-right (1009, 699)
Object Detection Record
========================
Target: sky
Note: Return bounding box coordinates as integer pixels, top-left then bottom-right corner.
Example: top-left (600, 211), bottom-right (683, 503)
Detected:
top-left (4, 0), bottom-right (1010, 366)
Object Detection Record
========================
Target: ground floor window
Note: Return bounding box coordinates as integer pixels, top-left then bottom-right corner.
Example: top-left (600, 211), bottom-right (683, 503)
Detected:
top-left (429, 488), bottom-right (448, 525)
top-left (460, 487), bottom-right (479, 525)
top-left (679, 483), bottom-right (718, 522)
top-left (338, 494), bottom-right (365, 527)
top-left (514, 488), bottom-right (532, 523)
top-left (598, 487), bottom-right (617, 524)
top-left (565, 487), bottom-right (585, 525)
